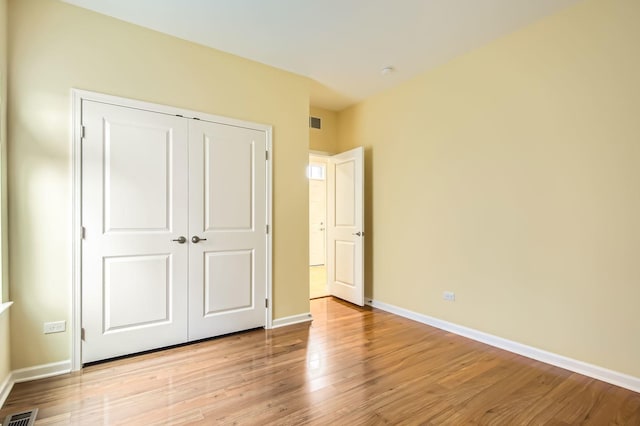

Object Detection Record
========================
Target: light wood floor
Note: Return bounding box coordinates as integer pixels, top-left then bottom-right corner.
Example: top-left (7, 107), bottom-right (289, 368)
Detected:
top-left (2, 298), bottom-right (639, 425)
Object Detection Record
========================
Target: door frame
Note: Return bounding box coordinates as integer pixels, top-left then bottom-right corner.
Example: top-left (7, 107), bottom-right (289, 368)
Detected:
top-left (308, 153), bottom-right (328, 267)
top-left (326, 147), bottom-right (364, 306)
top-left (308, 151), bottom-right (330, 298)
top-left (71, 89), bottom-right (273, 371)
top-left (308, 149), bottom-right (365, 304)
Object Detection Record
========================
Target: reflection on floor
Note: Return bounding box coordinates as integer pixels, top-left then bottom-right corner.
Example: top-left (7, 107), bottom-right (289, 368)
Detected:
top-left (310, 265), bottom-right (328, 299)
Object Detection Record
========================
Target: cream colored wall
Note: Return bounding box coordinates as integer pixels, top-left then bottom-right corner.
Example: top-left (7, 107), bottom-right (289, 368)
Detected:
top-left (309, 106), bottom-right (339, 153)
top-left (0, 0), bottom-right (10, 390)
top-left (8, 0), bottom-right (310, 369)
top-left (0, 0), bottom-right (7, 303)
top-left (338, 0), bottom-right (640, 378)
top-left (0, 311), bottom-right (9, 389)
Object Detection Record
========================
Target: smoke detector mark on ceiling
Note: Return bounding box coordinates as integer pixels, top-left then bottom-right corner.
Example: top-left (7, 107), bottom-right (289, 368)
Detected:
top-left (381, 66), bottom-right (395, 76)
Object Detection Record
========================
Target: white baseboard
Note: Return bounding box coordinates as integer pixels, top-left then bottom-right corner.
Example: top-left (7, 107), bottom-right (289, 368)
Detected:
top-left (0, 372), bottom-right (13, 408)
top-left (0, 360), bottom-right (71, 408)
top-left (366, 298), bottom-right (640, 394)
top-left (271, 312), bottom-right (313, 328)
top-left (11, 360), bottom-right (71, 384)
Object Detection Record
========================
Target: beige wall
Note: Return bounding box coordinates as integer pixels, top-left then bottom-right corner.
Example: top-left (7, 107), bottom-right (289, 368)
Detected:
top-left (8, 0), bottom-right (310, 369)
top-left (309, 106), bottom-right (339, 154)
top-left (0, 0), bottom-right (10, 388)
top-left (0, 311), bottom-right (8, 389)
top-left (338, 0), bottom-right (640, 378)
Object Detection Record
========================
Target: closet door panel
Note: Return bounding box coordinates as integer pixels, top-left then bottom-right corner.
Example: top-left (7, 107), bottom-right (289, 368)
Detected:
top-left (81, 101), bottom-right (189, 363)
top-left (188, 120), bottom-right (267, 340)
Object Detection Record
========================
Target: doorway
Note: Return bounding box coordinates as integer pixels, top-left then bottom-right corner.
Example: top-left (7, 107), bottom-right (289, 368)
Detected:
top-left (309, 154), bottom-right (329, 298)
top-left (308, 147), bottom-right (364, 305)
top-left (72, 90), bottom-right (272, 368)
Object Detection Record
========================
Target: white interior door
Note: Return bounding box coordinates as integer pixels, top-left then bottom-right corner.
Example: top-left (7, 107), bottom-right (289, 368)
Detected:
top-left (327, 147), bottom-right (364, 306)
top-left (309, 158), bottom-right (327, 266)
top-left (81, 97), bottom-right (270, 363)
top-left (81, 101), bottom-right (189, 363)
top-left (187, 120), bottom-right (267, 341)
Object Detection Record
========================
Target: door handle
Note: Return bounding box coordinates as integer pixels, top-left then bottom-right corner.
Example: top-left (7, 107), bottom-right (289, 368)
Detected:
top-left (352, 232), bottom-right (363, 237)
top-left (172, 236), bottom-right (187, 244)
top-left (191, 236), bottom-right (207, 243)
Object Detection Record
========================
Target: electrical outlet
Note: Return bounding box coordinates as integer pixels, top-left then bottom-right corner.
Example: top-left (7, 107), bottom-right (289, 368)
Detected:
top-left (443, 291), bottom-right (455, 302)
top-left (44, 321), bottom-right (66, 334)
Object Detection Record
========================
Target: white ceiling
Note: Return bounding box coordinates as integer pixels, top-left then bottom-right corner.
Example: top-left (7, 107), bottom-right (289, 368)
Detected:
top-left (61, 0), bottom-right (580, 111)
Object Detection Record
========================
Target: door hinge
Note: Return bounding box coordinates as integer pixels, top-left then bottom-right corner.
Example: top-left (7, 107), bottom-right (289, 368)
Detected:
top-left (265, 298), bottom-right (269, 308)
top-left (81, 125), bottom-right (86, 139)
top-left (266, 151), bottom-right (269, 161)
top-left (81, 327), bottom-right (86, 341)
top-left (266, 224), bottom-right (269, 234)
top-left (81, 226), bottom-right (86, 239)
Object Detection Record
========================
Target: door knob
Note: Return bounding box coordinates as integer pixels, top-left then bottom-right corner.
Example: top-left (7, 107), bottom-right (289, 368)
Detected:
top-left (172, 236), bottom-right (187, 244)
top-left (352, 232), bottom-right (363, 237)
top-left (191, 236), bottom-right (207, 243)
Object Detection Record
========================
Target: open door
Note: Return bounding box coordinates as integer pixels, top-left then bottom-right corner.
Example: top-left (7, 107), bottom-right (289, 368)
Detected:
top-left (327, 147), bottom-right (364, 306)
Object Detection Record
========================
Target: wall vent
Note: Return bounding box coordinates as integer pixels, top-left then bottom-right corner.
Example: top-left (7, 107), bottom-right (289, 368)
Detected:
top-left (3, 408), bottom-right (38, 426)
top-left (309, 116), bottom-right (321, 129)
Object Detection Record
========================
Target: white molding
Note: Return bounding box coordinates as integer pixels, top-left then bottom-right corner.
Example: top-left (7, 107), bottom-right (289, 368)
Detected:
top-left (1, 362), bottom-right (71, 405)
top-left (366, 298), bottom-right (640, 394)
top-left (271, 313), bottom-right (313, 328)
top-left (0, 300), bottom-right (12, 316)
top-left (265, 127), bottom-right (273, 330)
top-left (71, 90), bottom-right (83, 371)
top-left (70, 88), bottom-right (274, 369)
top-left (0, 371), bottom-right (13, 408)
top-left (11, 360), bottom-right (71, 384)
top-left (70, 89), bottom-right (272, 131)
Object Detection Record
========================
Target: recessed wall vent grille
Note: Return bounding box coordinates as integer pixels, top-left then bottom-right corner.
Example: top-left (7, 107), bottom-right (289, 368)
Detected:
top-left (3, 408), bottom-right (38, 426)
top-left (309, 116), bottom-right (321, 129)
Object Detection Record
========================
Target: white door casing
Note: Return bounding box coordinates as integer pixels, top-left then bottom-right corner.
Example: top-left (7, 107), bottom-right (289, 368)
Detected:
top-left (81, 101), bottom-right (189, 363)
top-left (76, 91), bottom-right (272, 366)
top-left (327, 147), bottom-right (364, 306)
top-left (188, 120), bottom-right (267, 340)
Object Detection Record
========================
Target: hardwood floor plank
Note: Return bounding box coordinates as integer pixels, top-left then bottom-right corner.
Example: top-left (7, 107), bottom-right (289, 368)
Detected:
top-left (479, 367), bottom-right (569, 424)
top-left (1, 297), bottom-right (639, 425)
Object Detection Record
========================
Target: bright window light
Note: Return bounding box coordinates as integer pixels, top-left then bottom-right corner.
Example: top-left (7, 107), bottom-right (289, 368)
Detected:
top-left (308, 164), bottom-right (325, 180)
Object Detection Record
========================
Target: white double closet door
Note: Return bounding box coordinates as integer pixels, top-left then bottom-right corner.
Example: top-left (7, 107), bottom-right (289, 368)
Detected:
top-left (81, 100), bottom-right (267, 363)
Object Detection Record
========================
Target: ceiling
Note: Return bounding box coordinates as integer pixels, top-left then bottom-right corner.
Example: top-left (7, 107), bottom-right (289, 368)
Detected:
top-left (61, 0), bottom-right (580, 111)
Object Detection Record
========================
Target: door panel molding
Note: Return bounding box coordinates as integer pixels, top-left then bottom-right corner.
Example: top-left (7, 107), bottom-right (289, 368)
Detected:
top-left (71, 89), bottom-right (273, 370)
top-left (103, 253), bottom-right (172, 332)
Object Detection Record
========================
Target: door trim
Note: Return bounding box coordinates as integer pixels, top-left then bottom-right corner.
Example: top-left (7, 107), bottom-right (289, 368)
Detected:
top-left (71, 89), bottom-right (273, 371)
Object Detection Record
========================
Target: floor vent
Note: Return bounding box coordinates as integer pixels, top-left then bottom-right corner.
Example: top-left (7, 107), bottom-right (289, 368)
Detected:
top-left (3, 408), bottom-right (38, 426)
